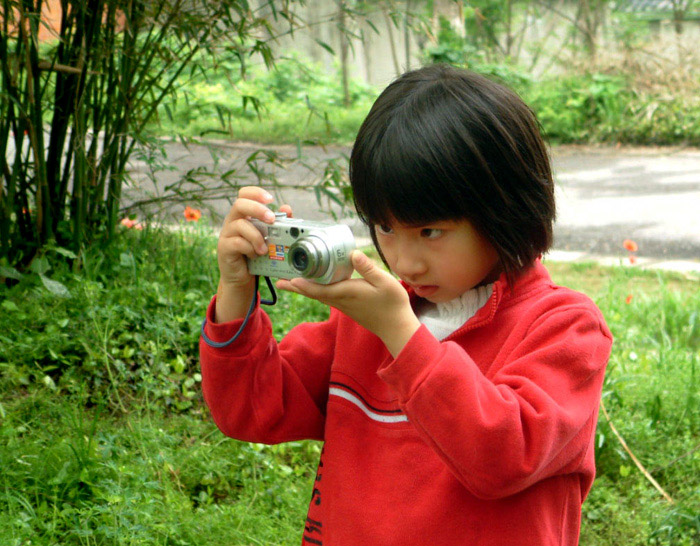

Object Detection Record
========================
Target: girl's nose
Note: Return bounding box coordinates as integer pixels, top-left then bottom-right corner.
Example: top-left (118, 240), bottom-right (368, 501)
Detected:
top-left (391, 245), bottom-right (428, 280)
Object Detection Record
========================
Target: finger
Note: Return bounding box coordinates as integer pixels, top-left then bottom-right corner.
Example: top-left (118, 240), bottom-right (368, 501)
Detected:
top-left (275, 279), bottom-right (318, 300)
top-left (219, 234), bottom-right (259, 261)
top-left (275, 279), bottom-right (296, 293)
top-left (284, 278), bottom-right (320, 297)
top-left (226, 198), bottom-right (276, 225)
top-left (294, 277), bottom-right (367, 302)
top-left (238, 186), bottom-right (274, 203)
top-left (221, 218), bottom-right (269, 255)
top-left (276, 278), bottom-right (333, 302)
top-left (278, 204), bottom-right (293, 218)
top-left (351, 251), bottom-right (391, 286)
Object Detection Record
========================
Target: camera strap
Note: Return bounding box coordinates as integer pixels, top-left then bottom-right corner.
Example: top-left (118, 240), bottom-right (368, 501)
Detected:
top-left (200, 275), bottom-right (277, 349)
top-left (259, 275), bottom-right (277, 306)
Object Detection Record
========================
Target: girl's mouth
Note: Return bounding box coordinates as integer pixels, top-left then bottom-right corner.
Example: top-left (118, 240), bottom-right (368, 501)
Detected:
top-left (411, 284), bottom-right (438, 297)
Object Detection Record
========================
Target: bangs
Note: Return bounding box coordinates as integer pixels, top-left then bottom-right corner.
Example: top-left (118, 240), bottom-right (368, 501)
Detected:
top-left (354, 150), bottom-right (459, 228)
top-left (351, 94), bottom-right (471, 228)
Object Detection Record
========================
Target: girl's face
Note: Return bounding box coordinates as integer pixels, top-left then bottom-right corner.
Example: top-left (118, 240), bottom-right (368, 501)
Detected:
top-left (374, 218), bottom-right (500, 303)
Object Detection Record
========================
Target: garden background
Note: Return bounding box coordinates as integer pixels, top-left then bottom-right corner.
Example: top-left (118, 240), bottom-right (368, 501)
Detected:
top-left (1, 1), bottom-right (699, 545)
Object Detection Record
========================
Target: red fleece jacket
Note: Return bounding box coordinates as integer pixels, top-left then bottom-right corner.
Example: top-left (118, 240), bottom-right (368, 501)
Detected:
top-left (200, 260), bottom-right (612, 546)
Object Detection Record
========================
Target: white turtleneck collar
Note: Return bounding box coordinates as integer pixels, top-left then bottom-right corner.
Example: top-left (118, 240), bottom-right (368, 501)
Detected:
top-left (415, 284), bottom-right (493, 340)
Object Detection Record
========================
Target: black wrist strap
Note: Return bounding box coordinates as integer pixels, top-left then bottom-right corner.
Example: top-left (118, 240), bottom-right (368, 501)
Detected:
top-left (200, 276), bottom-right (276, 348)
top-left (260, 275), bottom-right (277, 306)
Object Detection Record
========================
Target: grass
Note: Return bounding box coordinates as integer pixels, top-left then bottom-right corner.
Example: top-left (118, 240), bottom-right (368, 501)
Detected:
top-left (1, 227), bottom-right (699, 545)
top-left (0, 393), bottom-right (319, 546)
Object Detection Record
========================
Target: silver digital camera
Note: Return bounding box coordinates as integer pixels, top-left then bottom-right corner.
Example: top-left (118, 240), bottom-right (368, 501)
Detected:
top-left (247, 212), bottom-right (356, 284)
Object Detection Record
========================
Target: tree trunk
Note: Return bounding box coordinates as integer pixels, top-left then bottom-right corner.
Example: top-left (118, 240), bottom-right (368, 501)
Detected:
top-left (404, 0), bottom-right (413, 71)
top-left (361, 24), bottom-right (373, 83)
top-left (383, 4), bottom-right (401, 75)
top-left (337, 0), bottom-right (350, 107)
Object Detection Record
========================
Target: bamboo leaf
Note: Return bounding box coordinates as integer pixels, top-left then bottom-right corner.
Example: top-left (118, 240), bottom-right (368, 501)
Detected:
top-left (321, 186), bottom-right (344, 207)
top-left (314, 39), bottom-right (336, 55)
top-left (365, 19), bottom-right (380, 35)
top-left (268, 0), bottom-right (278, 20)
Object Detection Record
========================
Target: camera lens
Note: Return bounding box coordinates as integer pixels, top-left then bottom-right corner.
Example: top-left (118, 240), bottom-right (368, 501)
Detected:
top-left (290, 247), bottom-right (309, 271)
top-left (288, 236), bottom-right (330, 278)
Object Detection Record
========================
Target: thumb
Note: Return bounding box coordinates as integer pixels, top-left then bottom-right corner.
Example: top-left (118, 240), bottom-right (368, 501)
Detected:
top-left (351, 251), bottom-right (387, 285)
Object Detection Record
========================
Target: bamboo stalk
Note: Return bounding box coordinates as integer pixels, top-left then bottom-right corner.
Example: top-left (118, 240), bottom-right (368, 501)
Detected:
top-left (37, 60), bottom-right (88, 74)
top-left (382, 3), bottom-right (400, 76)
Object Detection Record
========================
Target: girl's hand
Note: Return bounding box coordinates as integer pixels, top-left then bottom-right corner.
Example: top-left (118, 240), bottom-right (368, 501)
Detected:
top-left (276, 251), bottom-right (421, 357)
top-left (215, 186), bottom-right (292, 323)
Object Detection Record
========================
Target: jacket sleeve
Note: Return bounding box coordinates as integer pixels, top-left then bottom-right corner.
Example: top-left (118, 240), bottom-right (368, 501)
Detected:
top-left (199, 296), bottom-right (339, 444)
top-left (377, 303), bottom-right (612, 500)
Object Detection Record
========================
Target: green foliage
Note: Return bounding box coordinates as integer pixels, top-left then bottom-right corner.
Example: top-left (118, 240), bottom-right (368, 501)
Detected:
top-left (153, 53), bottom-right (377, 144)
top-left (0, 224), bottom-right (328, 545)
top-left (423, 1), bottom-right (535, 63)
top-left (524, 72), bottom-right (700, 146)
top-left (423, 16), bottom-right (484, 66)
top-left (415, 7), bottom-right (700, 147)
top-left (206, 44), bottom-right (700, 149)
top-left (421, 15), bottom-right (532, 89)
top-left (527, 73), bottom-right (633, 143)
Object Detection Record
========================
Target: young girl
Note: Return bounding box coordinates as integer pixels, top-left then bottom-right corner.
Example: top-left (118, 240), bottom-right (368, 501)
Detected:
top-left (200, 64), bottom-right (612, 546)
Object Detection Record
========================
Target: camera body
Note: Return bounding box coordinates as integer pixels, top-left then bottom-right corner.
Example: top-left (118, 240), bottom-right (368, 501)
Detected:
top-left (247, 213), bottom-right (356, 284)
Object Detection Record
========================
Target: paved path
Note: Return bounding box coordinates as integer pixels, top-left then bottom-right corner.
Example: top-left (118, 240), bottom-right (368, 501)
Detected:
top-left (551, 146), bottom-right (700, 273)
top-left (125, 141), bottom-right (700, 274)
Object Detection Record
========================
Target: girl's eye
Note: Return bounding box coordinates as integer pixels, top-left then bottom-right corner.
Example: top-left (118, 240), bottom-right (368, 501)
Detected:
top-left (421, 228), bottom-right (443, 239)
top-left (376, 224), bottom-right (393, 235)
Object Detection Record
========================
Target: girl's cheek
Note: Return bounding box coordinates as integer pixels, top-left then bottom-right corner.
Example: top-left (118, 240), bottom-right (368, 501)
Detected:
top-left (377, 240), bottom-right (396, 266)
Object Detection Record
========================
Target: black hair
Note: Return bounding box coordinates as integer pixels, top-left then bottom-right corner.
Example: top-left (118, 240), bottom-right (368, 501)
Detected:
top-left (350, 64), bottom-right (556, 284)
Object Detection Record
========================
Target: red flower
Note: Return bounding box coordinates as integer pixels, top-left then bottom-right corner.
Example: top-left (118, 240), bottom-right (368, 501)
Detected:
top-left (625, 294), bottom-right (633, 304)
top-left (121, 217), bottom-right (137, 228)
top-left (629, 255), bottom-right (637, 265)
top-left (623, 239), bottom-right (638, 252)
top-left (184, 206), bottom-right (202, 222)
